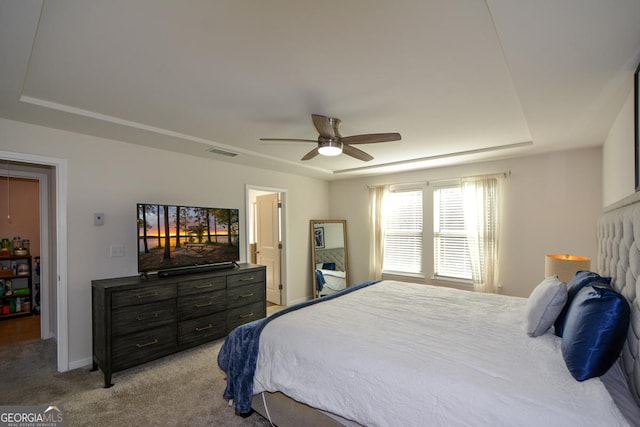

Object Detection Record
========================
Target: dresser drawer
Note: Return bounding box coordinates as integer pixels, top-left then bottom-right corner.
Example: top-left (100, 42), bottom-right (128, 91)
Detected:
top-left (178, 312), bottom-right (226, 348)
top-left (112, 299), bottom-right (176, 336)
top-left (227, 269), bottom-right (265, 288)
top-left (178, 276), bottom-right (225, 296)
top-left (226, 301), bottom-right (265, 331)
top-left (177, 290), bottom-right (226, 320)
top-left (112, 325), bottom-right (177, 371)
top-left (112, 284), bottom-right (176, 310)
top-left (226, 282), bottom-right (265, 309)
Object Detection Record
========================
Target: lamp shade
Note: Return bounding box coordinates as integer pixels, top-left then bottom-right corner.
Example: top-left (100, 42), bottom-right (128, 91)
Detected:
top-left (545, 254), bottom-right (591, 283)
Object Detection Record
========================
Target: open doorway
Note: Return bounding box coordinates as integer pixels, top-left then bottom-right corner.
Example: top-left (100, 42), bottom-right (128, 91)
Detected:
top-left (247, 186), bottom-right (287, 309)
top-left (0, 174), bottom-right (41, 344)
top-left (0, 151), bottom-right (68, 373)
top-left (0, 163), bottom-right (53, 345)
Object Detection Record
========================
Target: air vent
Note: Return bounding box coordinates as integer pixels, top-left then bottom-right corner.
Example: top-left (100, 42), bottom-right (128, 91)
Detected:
top-left (207, 147), bottom-right (238, 157)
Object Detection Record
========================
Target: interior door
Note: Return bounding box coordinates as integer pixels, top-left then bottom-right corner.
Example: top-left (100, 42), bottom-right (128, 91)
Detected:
top-left (256, 193), bottom-right (281, 304)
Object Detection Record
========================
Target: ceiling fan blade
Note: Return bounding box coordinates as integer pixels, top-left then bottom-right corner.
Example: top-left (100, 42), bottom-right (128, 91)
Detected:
top-left (301, 147), bottom-right (320, 160)
top-left (260, 138), bottom-right (318, 143)
top-left (340, 133), bottom-right (401, 144)
top-left (311, 114), bottom-right (337, 139)
top-left (342, 144), bottom-right (373, 161)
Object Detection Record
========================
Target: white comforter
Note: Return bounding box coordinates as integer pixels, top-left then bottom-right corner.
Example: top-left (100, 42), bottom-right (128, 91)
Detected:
top-left (320, 269), bottom-right (346, 291)
top-left (253, 280), bottom-right (629, 427)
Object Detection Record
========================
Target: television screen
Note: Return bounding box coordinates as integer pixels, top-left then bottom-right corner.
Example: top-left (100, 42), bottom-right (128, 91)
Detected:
top-left (137, 203), bottom-right (240, 274)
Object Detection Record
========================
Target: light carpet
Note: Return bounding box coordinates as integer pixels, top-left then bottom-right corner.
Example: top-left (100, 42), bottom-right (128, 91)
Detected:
top-left (0, 338), bottom-right (271, 426)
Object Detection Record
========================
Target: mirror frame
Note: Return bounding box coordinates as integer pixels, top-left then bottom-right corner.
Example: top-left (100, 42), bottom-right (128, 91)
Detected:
top-left (310, 220), bottom-right (349, 298)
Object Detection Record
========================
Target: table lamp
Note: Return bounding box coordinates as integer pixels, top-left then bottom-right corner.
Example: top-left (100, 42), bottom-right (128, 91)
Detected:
top-left (545, 254), bottom-right (591, 283)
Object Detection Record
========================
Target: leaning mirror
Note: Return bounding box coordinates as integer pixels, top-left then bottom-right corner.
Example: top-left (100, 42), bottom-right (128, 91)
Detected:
top-left (310, 220), bottom-right (349, 298)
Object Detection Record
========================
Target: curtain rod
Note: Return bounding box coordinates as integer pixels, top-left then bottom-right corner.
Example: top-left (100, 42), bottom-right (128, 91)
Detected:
top-left (427, 170), bottom-right (510, 186)
top-left (366, 170), bottom-right (511, 189)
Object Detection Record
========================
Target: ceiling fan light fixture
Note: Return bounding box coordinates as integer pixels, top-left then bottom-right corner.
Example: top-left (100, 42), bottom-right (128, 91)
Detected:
top-left (261, 114), bottom-right (400, 161)
top-left (318, 140), bottom-right (343, 156)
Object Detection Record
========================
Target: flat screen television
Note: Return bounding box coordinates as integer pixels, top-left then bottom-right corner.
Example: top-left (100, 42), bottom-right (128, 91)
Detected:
top-left (137, 203), bottom-right (240, 275)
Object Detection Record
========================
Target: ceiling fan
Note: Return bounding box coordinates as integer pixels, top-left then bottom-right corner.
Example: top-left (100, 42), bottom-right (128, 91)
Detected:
top-left (260, 114), bottom-right (401, 161)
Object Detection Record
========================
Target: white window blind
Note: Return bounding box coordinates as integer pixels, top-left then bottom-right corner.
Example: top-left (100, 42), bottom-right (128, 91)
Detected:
top-left (434, 185), bottom-right (472, 280)
top-left (383, 188), bottom-right (423, 274)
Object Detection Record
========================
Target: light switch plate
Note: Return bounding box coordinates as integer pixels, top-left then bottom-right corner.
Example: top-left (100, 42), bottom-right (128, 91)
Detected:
top-left (94, 213), bottom-right (105, 226)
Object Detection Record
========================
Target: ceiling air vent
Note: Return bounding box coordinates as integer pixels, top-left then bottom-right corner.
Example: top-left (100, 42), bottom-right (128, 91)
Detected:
top-left (207, 147), bottom-right (238, 157)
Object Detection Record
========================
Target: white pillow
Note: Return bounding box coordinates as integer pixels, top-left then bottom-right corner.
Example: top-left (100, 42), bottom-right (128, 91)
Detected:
top-left (525, 275), bottom-right (567, 337)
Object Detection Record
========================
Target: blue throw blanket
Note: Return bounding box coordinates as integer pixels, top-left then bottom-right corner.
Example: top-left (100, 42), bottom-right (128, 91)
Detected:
top-left (315, 269), bottom-right (326, 291)
top-left (217, 280), bottom-right (380, 414)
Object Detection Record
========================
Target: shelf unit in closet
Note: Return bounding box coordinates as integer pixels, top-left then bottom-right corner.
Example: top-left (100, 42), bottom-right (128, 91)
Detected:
top-left (0, 255), bottom-right (33, 319)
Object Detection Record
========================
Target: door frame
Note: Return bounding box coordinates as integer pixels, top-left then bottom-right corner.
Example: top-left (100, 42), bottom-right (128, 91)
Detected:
top-left (0, 150), bottom-right (68, 372)
top-left (245, 185), bottom-right (287, 306)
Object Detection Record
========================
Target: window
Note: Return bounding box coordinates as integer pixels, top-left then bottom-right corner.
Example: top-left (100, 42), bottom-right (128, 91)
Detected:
top-left (372, 176), bottom-right (499, 289)
top-left (433, 185), bottom-right (473, 281)
top-left (383, 188), bottom-right (423, 274)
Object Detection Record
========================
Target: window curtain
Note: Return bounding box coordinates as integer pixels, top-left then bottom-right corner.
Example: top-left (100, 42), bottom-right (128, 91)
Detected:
top-left (461, 176), bottom-right (499, 293)
top-left (368, 185), bottom-right (388, 280)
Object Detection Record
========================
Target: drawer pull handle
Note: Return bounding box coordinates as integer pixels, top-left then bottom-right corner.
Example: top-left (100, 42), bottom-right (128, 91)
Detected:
top-left (195, 301), bottom-right (213, 308)
top-left (239, 312), bottom-right (254, 319)
top-left (136, 312), bottom-right (159, 321)
top-left (239, 293), bottom-right (254, 298)
top-left (136, 339), bottom-right (158, 348)
top-left (136, 291), bottom-right (159, 299)
top-left (195, 283), bottom-right (214, 289)
top-left (195, 324), bottom-right (213, 332)
top-left (239, 277), bottom-right (254, 282)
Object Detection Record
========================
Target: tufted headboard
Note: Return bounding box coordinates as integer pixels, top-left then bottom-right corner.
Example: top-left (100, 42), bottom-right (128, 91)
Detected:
top-left (315, 248), bottom-right (346, 272)
top-left (597, 192), bottom-right (640, 404)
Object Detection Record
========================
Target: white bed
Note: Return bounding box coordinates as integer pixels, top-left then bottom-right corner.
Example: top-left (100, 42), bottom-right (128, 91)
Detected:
top-left (316, 268), bottom-right (346, 296)
top-left (315, 247), bottom-right (348, 297)
top-left (253, 280), bottom-right (629, 427)
top-left (220, 192), bottom-right (640, 426)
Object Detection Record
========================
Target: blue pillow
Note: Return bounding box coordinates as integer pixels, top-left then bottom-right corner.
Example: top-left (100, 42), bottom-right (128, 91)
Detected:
top-left (567, 270), bottom-right (612, 299)
top-left (561, 285), bottom-right (630, 381)
top-left (554, 270), bottom-right (612, 337)
top-left (322, 262), bottom-right (336, 270)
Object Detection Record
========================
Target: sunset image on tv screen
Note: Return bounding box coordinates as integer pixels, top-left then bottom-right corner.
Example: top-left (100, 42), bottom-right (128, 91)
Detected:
top-left (137, 203), bottom-right (239, 273)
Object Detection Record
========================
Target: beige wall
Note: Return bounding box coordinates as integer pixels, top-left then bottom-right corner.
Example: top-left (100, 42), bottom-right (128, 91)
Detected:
top-left (0, 117), bottom-right (329, 368)
top-left (603, 86), bottom-right (635, 206)
top-left (329, 147), bottom-right (602, 298)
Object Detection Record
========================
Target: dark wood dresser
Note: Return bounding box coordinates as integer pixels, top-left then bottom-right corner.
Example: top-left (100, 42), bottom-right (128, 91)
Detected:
top-left (91, 263), bottom-right (266, 387)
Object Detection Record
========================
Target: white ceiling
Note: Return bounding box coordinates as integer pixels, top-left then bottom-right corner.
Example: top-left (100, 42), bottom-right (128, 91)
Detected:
top-left (1, 1), bottom-right (639, 180)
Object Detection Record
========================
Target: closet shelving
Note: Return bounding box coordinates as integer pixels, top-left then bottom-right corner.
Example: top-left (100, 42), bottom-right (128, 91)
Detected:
top-left (0, 255), bottom-right (33, 319)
